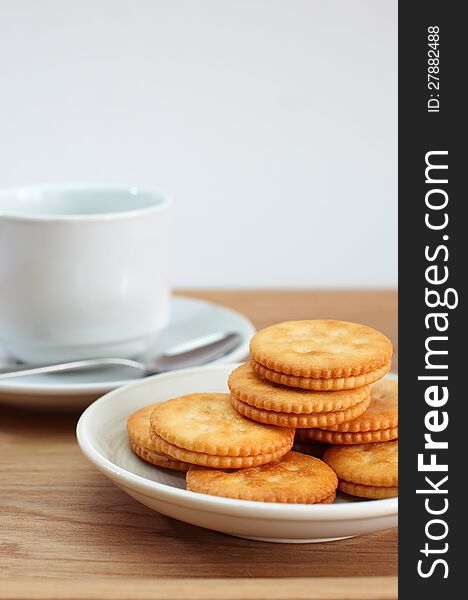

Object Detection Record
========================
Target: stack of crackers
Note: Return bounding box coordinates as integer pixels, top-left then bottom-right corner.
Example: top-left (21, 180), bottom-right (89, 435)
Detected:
top-left (127, 319), bottom-right (398, 503)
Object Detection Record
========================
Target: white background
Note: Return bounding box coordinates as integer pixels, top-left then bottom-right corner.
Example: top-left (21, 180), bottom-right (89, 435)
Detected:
top-left (0, 0), bottom-right (397, 289)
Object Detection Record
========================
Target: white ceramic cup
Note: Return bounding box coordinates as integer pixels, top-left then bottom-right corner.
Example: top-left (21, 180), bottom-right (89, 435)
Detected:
top-left (0, 184), bottom-right (171, 363)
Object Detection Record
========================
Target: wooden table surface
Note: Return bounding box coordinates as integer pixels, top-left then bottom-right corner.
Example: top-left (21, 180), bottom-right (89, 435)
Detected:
top-left (0, 290), bottom-right (398, 600)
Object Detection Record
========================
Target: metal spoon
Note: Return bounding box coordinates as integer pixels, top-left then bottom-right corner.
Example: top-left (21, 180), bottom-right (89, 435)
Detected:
top-left (0, 331), bottom-right (242, 380)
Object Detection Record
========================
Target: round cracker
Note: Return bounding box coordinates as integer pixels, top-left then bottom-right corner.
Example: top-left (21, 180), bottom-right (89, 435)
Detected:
top-left (150, 431), bottom-right (291, 468)
top-left (230, 393), bottom-right (370, 428)
top-left (339, 480), bottom-right (398, 500)
top-left (228, 363), bottom-right (371, 413)
top-left (129, 439), bottom-right (190, 472)
top-left (323, 441), bottom-right (398, 487)
top-left (319, 379), bottom-right (398, 432)
top-left (186, 451), bottom-right (338, 503)
top-left (150, 393), bottom-right (294, 456)
top-left (297, 425), bottom-right (398, 445)
top-left (127, 403), bottom-right (161, 451)
top-left (318, 492), bottom-right (336, 504)
top-left (251, 359), bottom-right (391, 391)
top-left (250, 320), bottom-right (393, 379)
top-left (128, 405), bottom-right (190, 472)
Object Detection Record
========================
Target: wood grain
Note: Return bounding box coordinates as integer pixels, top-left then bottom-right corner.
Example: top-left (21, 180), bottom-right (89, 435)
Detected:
top-left (0, 577), bottom-right (398, 600)
top-left (0, 290), bottom-right (398, 599)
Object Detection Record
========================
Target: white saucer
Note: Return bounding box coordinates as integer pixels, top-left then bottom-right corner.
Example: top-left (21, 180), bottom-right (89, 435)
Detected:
top-left (0, 295), bottom-right (254, 409)
top-left (77, 366), bottom-right (398, 543)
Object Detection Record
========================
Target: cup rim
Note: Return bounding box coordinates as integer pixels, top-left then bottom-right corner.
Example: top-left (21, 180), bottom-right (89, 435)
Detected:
top-left (0, 183), bottom-right (172, 223)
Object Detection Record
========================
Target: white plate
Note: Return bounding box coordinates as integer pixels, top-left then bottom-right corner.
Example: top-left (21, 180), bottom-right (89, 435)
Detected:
top-left (0, 295), bottom-right (254, 409)
top-left (77, 365), bottom-right (398, 543)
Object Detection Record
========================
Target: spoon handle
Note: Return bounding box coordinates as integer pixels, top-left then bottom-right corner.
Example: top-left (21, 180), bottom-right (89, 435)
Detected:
top-left (150, 331), bottom-right (242, 372)
top-left (0, 358), bottom-right (145, 380)
top-left (0, 331), bottom-right (243, 380)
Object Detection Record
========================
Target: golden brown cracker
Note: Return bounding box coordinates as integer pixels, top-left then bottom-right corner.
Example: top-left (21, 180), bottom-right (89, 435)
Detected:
top-left (318, 492), bottom-right (337, 504)
top-left (127, 404), bottom-right (190, 471)
top-left (320, 379), bottom-right (398, 432)
top-left (250, 320), bottom-right (393, 379)
top-left (150, 431), bottom-right (291, 469)
top-left (127, 403), bottom-right (161, 451)
top-left (186, 451), bottom-right (338, 503)
top-left (150, 393), bottom-right (294, 457)
top-left (297, 425), bottom-right (398, 445)
top-left (251, 358), bottom-right (391, 391)
top-left (339, 480), bottom-right (398, 499)
top-left (323, 441), bottom-right (398, 487)
top-left (230, 393), bottom-right (370, 428)
top-left (129, 439), bottom-right (190, 472)
top-left (228, 363), bottom-right (371, 413)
